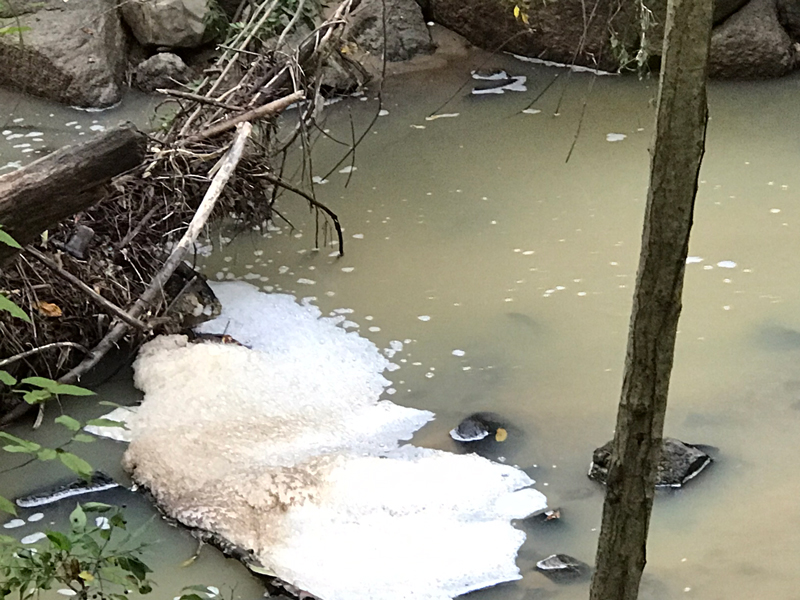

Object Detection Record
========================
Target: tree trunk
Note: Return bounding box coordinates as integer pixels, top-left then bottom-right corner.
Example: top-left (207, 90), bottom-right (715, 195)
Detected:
top-left (589, 0), bottom-right (713, 597)
top-left (0, 123), bottom-right (147, 263)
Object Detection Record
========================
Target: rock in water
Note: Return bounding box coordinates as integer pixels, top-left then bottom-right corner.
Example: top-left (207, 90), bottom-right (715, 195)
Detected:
top-left (450, 412), bottom-right (508, 442)
top-left (535, 554), bottom-right (591, 582)
top-left (134, 52), bottom-right (191, 93)
top-left (588, 438), bottom-right (713, 488)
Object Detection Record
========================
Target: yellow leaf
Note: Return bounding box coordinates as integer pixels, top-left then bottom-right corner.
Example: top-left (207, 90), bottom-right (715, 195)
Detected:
top-left (521, 12), bottom-right (529, 24)
top-left (513, 5), bottom-right (520, 17)
top-left (36, 301), bottom-right (62, 317)
top-left (78, 571), bottom-right (94, 582)
top-left (495, 428), bottom-right (508, 442)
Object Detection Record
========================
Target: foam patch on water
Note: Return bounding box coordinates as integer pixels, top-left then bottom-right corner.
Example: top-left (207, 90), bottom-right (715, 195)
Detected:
top-left (125, 282), bottom-right (546, 600)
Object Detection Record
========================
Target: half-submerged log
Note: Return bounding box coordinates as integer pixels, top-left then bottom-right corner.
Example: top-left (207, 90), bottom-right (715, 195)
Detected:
top-left (0, 123), bottom-right (147, 263)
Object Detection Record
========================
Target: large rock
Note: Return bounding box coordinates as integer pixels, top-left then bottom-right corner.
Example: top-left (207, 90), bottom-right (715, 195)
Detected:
top-left (134, 52), bottom-right (191, 92)
top-left (121, 0), bottom-right (211, 48)
top-left (428, 0), bottom-right (641, 72)
top-left (347, 0), bottom-right (435, 61)
top-left (777, 0), bottom-right (800, 39)
top-left (709, 0), bottom-right (798, 77)
top-left (589, 438), bottom-right (713, 488)
top-left (0, 0), bottom-right (126, 107)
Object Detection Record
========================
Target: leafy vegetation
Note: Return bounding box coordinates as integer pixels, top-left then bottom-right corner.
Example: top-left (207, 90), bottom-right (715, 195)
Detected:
top-left (0, 503), bottom-right (155, 600)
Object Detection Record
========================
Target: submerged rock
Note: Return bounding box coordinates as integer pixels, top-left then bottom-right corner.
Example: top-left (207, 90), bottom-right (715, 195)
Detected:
top-left (588, 438), bottom-right (713, 488)
top-left (535, 554), bottom-right (591, 582)
top-left (450, 412), bottom-right (508, 443)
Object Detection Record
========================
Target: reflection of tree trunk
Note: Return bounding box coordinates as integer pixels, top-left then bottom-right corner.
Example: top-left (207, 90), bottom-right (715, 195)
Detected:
top-left (589, 0), bottom-right (713, 597)
top-left (0, 123), bottom-right (147, 264)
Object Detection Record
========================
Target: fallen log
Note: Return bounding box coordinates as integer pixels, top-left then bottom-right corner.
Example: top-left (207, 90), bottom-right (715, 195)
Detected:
top-left (0, 123), bottom-right (147, 263)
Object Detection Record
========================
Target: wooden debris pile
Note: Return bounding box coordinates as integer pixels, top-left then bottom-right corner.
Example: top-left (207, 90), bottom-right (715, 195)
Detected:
top-left (0, 0), bottom-right (354, 421)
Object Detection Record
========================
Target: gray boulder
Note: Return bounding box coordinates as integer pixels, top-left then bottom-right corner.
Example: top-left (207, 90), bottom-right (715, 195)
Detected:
top-left (121, 0), bottom-right (211, 48)
top-left (777, 0), bottom-right (800, 39)
top-left (134, 52), bottom-right (191, 92)
top-left (0, 0), bottom-right (126, 107)
top-left (709, 0), bottom-right (798, 78)
top-left (347, 0), bottom-right (435, 61)
top-left (589, 438), bottom-right (712, 488)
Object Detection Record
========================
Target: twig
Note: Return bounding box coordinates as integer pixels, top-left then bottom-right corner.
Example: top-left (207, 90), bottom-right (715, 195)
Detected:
top-left (183, 91), bottom-right (303, 145)
top-left (23, 246), bottom-right (148, 331)
top-left (156, 89), bottom-right (244, 111)
top-left (0, 342), bottom-right (90, 368)
top-left (59, 123), bottom-right (254, 384)
top-left (255, 171), bottom-right (343, 256)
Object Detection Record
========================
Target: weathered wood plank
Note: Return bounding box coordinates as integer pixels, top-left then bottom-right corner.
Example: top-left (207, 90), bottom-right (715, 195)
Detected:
top-left (0, 122), bottom-right (147, 263)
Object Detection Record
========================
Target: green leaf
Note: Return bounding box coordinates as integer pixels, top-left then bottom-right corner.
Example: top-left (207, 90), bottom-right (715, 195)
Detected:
top-left (71, 433), bottom-right (96, 443)
top-left (82, 502), bottom-right (113, 512)
top-left (0, 370), bottom-right (16, 386)
top-left (54, 415), bottom-right (81, 432)
top-left (0, 495), bottom-right (17, 516)
top-left (0, 294), bottom-right (30, 322)
top-left (58, 452), bottom-right (93, 479)
top-left (98, 401), bottom-right (122, 407)
top-left (22, 389), bottom-right (52, 405)
top-left (2, 444), bottom-right (37, 454)
top-left (45, 531), bottom-right (72, 551)
top-left (69, 504), bottom-right (87, 532)
top-left (36, 448), bottom-right (57, 461)
top-left (0, 228), bottom-right (20, 249)
top-left (0, 433), bottom-right (40, 453)
top-left (85, 418), bottom-right (126, 429)
top-left (20, 377), bottom-right (94, 397)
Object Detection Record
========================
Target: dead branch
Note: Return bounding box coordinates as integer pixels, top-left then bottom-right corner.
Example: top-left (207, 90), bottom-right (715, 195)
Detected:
top-left (23, 246), bottom-right (148, 331)
top-left (59, 123), bottom-right (253, 384)
top-left (255, 171), bottom-right (344, 255)
top-left (183, 91), bottom-right (304, 145)
top-left (156, 88), bottom-right (244, 111)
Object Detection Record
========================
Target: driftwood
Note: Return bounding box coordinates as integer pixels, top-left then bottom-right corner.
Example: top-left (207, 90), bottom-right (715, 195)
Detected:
top-left (0, 123), bottom-right (147, 263)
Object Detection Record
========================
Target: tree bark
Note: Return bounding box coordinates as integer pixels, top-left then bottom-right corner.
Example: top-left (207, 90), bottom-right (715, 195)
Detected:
top-left (0, 123), bottom-right (147, 263)
top-left (589, 0), bottom-right (713, 597)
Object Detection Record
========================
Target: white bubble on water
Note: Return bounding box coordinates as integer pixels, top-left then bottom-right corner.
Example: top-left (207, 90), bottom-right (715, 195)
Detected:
top-left (342, 267), bottom-right (355, 273)
top-left (369, 326), bottom-right (381, 332)
top-left (417, 315), bottom-right (431, 322)
top-left (717, 260), bottom-right (736, 268)
top-left (339, 165), bottom-right (357, 174)
top-left (3, 519), bottom-right (24, 529)
top-left (27, 513), bottom-right (44, 522)
top-left (352, 234), bottom-right (364, 239)
top-left (378, 109), bottom-right (389, 116)
top-left (297, 278), bottom-right (315, 285)
top-left (21, 532), bottom-right (47, 544)
top-left (606, 133), bottom-right (626, 142)
top-left (686, 256), bottom-right (703, 264)
top-left (452, 349), bottom-right (465, 357)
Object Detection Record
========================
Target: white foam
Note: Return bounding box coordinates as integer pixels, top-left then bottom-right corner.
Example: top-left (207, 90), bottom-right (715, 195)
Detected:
top-left (3, 519), bottom-right (25, 529)
top-left (717, 260), bottom-right (737, 268)
top-left (125, 282), bottom-right (546, 600)
top-left (27, 513), bottom-right (44, 522)
top-left (606, 133), bottom-right (626, 142)
top-left (509, 53), bottom-right (616, 75)
top-left (21, 532), bottom-right (46, 544)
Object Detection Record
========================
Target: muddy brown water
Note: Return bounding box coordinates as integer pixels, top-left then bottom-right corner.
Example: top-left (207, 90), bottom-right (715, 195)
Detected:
top-left (4, 50), bottom-right (800, 600)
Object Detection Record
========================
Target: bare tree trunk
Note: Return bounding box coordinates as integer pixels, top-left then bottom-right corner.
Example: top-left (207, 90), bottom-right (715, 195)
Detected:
top-left (589, 0), bottom-right (713, 597)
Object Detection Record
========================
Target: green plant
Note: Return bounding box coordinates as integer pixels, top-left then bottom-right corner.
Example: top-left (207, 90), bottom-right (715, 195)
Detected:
top-left (0, 503), bottom-right (155, 599)
top-left (0, 226), bottom-right (30, 323)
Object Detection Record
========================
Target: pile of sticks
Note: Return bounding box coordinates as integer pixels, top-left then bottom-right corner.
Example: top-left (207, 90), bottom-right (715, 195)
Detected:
top-left (0, 0), bottom-right (354, 422)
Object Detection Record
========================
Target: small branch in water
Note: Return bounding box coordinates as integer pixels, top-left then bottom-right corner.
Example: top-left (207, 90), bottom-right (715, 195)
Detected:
top-left (24, 246), bottom-right (148, 331)
top-left (255, 171), bottom-right (344, 256)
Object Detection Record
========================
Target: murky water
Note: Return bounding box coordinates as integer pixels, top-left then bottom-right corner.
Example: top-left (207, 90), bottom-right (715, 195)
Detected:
top-left (5, 50), bottom-right (800, 600)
